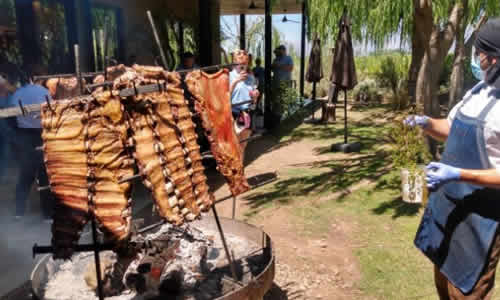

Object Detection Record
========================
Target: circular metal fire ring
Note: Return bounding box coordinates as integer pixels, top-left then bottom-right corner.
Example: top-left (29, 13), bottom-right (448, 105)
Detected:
top-left (31, 217), bottom-right (275, 300)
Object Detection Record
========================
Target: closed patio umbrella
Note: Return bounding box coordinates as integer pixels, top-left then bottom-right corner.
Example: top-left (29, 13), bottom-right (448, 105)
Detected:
top-left (330, 10), bottom-right (361, 153)
top-left (306, 36), bottom-right (323, 121)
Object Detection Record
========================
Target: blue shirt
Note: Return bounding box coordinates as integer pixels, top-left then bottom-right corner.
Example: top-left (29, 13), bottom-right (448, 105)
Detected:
top-left (9, 84), bottom-right (50, 129)
top-left (229, 69), bottom-right (256, 113)
top-left (272, 55), bottom-right (293, 81)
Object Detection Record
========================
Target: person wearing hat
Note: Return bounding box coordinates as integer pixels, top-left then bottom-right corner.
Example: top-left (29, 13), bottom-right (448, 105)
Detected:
top-left (176, 52), bottom-right (199, 71)
top-left (405, 18), bottom-right (500, 298)
top-left (271, 45), bottom-right (294, 82)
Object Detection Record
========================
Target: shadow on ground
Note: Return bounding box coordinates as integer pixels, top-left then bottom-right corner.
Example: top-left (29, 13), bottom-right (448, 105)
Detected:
top-left (243, 150), bottom-right (392, 215)
top-left (264, 283), bottom-right (304, 300)
top-left (371, 196), bottom-right (421, 219)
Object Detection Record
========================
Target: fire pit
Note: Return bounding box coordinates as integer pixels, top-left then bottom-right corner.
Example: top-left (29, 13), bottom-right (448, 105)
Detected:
top-left (31, 217), bottom-right (274, 300)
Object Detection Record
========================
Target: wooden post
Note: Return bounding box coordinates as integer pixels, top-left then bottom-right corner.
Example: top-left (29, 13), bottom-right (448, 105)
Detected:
top-left (240, 14), bottom-right (246, 50)
top-left (299, 1), bottom-right (306, 100)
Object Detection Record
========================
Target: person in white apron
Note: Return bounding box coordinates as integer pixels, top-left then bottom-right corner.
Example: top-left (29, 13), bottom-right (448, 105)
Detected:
top-left (405, 19), bottom-right (500, 299)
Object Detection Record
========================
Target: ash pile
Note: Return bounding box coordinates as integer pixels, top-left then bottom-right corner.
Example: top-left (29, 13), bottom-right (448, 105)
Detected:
top-left (42, 222), bottom-right (266, 300)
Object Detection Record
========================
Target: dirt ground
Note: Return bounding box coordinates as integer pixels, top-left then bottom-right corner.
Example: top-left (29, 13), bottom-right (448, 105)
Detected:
top-left (209, 109), bottom-right (376, 300)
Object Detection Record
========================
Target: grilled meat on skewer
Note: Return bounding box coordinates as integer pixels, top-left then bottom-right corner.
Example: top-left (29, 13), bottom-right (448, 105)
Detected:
top-left (185, 70), bottom-right (250, 196)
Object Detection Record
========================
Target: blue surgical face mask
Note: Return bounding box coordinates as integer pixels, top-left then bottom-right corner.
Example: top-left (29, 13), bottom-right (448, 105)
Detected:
top-left (471, 46), bottom-right (485, 81)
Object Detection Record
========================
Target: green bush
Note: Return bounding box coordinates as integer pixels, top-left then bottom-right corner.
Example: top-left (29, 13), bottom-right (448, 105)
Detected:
top-left (374, 55), bottom-right (410, 93)
top-left (271, 80), bottom-right (300, 119)
top-left (352, 79), bottom-right (382, 103)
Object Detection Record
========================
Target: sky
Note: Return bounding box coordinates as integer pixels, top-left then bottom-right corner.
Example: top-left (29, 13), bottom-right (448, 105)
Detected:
top-left (221, 14), bottom-right (310, 55)
top-left (221, 14), bottom-right (410, 57)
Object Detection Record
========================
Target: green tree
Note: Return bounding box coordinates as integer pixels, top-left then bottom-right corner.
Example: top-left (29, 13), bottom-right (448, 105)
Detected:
top-left (306, 0), bottom-right (500, 118)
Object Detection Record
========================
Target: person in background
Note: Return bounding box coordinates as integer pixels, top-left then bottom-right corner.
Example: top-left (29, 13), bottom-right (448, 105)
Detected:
top-left (10, 65), bottom-right (54, 221)
top-left (176, 52), bottom-right (199, 71)
top-left (229, 50), bottom-right (260, 160)
top-left (0, 74), bottom-right (16, 182)
top-left (253, 58), bottom-right (265, 101)
top-left (128, 54), bottom-right (137, 66)
top-left (271, 45), bottom-right (294, 83)
top-left (405, 18), bottom-right (500, 299)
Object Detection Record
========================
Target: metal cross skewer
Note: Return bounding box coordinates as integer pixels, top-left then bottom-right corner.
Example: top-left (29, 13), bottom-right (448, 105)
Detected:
top-left (211, 205), bottom-right (239, 281)
top-left (90, 216), bottom-right (105, 300)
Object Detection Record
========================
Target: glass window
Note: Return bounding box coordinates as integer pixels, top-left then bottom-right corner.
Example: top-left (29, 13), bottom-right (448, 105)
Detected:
top-left (0, 0), bottom-right (23, 82)
top-left (36, 0), bottom-right (71, 73)
top-left (91, 6), bottom-right (119, 71)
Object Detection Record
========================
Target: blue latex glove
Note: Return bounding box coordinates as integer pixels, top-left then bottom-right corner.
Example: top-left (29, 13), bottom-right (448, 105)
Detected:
top-left (425, 162), bottom-right (461, 190)
top-left (403, 115), bottom-right (430, 128)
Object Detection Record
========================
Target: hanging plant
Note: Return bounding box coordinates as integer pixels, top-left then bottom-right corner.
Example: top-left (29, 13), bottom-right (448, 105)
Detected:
top-left (389, 114), bottom-right (432, 204)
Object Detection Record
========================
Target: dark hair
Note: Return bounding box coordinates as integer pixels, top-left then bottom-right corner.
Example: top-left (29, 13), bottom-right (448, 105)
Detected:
top-left (183, 52), bottom-right (195, 60)
top-left (255, 58), bottom-right (262, 64)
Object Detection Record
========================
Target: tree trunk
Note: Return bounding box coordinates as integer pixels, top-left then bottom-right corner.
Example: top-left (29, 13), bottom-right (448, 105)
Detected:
top-left (408, 16), bottom-right (425, 101)
top-left (413, 0), bottom-right (435, 115)
top-left (448, 0), bottom-right (468, 110)
top-left (414, 0), bottom-right (464, 157)
top-left (415, 1), bottom-right (464, 115)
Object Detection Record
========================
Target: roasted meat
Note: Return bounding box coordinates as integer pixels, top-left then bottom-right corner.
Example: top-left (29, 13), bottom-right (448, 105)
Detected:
top-left (89, 91), bottom-right (134, 241)
top-left (126, 68), bottom-right (213, 224)
top-left (162, 80), bottom-right (213, 212)
top-left (45, 77), bottom-right (82, 99)
top-left (185, 69), bottom-right (249, 196)
top-left (41, 91), bottom-right (133, 259)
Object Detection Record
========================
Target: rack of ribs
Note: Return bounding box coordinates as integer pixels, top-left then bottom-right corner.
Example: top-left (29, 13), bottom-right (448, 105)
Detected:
top-left (125, 67), bottom-right (213, 224)
top-left (41, 90), bottom-right (133, 259)
top-left (185, 69), bottom-right (249, 196)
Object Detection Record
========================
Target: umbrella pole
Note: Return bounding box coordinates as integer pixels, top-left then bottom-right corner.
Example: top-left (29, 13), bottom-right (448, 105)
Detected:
top-left (311, 82), bottom-right (317, 120)
top-left (344, 88), bottom-right (348, 144)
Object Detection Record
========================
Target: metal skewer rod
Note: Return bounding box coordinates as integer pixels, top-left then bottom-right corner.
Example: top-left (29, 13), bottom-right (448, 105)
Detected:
top-left (40, 133), bottom-right (263, 186)
top-left (176, 63), bottom-right (239, 74)
top-left (75, 45), bottom-right (84, 96)
top-left (147, 11), bottom-right (168, 69)
top-left (32, 243), bottom-right (116, 258)
top-left (90, 216), bottom-right (105, 300)
top-left (215, 171), bottom-right (279, 205)
top-left (211, 205), bottom-right (239, 281)
top-left (232, 196), bottom-right (236, 219)
top-left (36, 132), bottom-right (266, 191)
top-left (37, 185), bottom-right (51, 192)
top-left (32, 63), bottom-right (237, 82)
top-left (32, 72), bottom-right (104, 81)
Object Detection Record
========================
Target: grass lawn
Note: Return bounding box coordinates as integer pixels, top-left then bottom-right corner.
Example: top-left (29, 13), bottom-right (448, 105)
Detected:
top-left (242, 104), bottom-right (500, 299)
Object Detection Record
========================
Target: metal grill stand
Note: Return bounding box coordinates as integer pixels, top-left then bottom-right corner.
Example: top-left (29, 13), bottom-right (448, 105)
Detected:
top-left (25, 12), bottom-right (279, 297)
